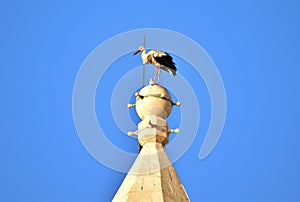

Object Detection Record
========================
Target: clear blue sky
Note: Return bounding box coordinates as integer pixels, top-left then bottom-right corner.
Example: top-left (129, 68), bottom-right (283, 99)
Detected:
top-left (1, 0), bottom-right (300, 201)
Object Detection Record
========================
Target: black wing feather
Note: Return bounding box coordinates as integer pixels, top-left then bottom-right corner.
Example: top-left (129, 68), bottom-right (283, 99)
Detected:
top-left (153, 53), bottom-right (177, 72)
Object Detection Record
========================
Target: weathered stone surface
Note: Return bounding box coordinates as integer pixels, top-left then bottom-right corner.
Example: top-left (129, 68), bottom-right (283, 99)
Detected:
top-left (113, 83), bottom-right (189, 201)
top-left (137, 116), bottom-right (170, 146)
top-left (112, 143), bottom-right (190, 202)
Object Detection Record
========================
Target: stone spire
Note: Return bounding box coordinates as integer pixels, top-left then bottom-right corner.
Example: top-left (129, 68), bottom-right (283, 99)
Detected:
top-left (112, 81), bottom-right (190, 202)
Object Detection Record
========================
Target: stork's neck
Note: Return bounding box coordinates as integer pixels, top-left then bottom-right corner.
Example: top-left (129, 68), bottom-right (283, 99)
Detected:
top-left (141, 49), bottom-right (148, 64)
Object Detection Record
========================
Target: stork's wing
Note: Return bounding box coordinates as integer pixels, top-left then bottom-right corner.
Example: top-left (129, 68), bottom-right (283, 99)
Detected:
top-left (149, 50), bottom-right (168, 57)
top-left (149, 50), bottom-right (177, 76)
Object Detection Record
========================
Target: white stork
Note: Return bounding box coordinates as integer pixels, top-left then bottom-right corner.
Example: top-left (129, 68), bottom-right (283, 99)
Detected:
top-left (133, 46), bottom-right (177, 83)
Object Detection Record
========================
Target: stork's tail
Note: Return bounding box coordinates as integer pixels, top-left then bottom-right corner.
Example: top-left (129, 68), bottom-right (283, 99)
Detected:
top-left (160, 65), bottom-right (177, 76)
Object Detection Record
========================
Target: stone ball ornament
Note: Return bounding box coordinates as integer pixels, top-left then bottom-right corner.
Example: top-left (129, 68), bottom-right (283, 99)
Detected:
top-left (134, 84), bottom-right (176, 120)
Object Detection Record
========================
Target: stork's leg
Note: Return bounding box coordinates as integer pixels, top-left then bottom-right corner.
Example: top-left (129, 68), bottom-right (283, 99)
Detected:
top-left (157, 68), bottom-right (161, 84)
top-left (153, 67), bottom-right (158, 83)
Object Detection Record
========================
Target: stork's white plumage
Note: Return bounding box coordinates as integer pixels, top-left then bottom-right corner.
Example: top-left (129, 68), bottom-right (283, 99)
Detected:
top-left (133, 46), bottom-right (177, 83)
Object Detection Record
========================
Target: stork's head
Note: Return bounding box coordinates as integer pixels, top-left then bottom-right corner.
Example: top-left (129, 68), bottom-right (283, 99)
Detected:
top-left (133, 46), bottom-right (145, 55)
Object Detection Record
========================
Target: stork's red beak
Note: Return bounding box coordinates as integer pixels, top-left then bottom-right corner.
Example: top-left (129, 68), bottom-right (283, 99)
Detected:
top-left (133, 50), bottom-right (140, 55)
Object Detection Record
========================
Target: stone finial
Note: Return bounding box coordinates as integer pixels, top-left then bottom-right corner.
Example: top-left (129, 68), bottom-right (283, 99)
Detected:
top-left (135, 84), bottom-right (173, 120)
